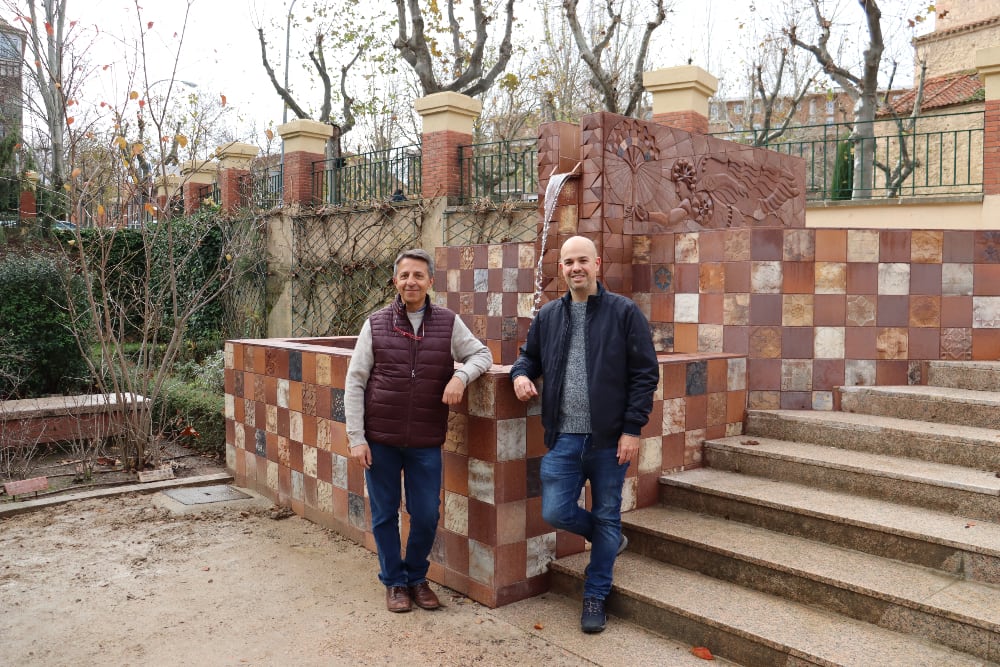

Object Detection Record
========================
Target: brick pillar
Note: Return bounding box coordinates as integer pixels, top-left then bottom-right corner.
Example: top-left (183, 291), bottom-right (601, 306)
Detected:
top-left (180, 159), bottom-right (218, 214)
top-left (277, 119), bottom-right (332, 207)
top-left (216, 141), bottom-right (259, 214)
top-left (19, 170), bottom-right (38, 219)
top-left (643, 65), bottom-right (718, 134)
top-left (155, 175), bottom-right (182, 221)
top-left (976, 46), bottom-right (1000, 196)
top-left (414, 92), bottom-right (482, 202)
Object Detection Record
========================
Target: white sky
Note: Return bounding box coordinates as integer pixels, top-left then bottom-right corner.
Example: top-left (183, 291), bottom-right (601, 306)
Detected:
top-left (10, 0), bottom-right (935, 152)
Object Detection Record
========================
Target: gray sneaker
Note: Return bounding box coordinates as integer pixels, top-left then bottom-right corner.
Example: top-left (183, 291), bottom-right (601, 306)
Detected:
top-left (581, 596), bottom-right (607, 633)
top-left (617, 533), bottom-right (628, 556)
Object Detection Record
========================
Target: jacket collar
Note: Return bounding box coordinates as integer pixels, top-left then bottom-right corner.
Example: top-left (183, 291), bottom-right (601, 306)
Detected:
top-left (560, 281), bottom-right (606, 307)
top-left (393, 294), bottom-right (433, 318)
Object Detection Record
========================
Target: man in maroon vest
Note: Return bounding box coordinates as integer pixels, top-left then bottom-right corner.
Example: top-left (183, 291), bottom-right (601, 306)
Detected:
top-left (346, 248), bottom-right (493, 612)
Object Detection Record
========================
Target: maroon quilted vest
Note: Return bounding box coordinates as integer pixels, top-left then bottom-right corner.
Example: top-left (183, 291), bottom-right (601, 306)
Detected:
top-left (364, 296), bottom-right (456, 448)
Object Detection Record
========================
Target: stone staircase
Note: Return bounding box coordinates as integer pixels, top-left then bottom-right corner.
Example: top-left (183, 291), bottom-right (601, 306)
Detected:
top-left (550, 361), bottom-right (1000, 666)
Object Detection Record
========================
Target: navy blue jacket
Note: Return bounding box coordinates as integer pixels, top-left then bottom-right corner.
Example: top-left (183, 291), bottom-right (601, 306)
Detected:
top-left (510, 283), bottom-right (659, 449)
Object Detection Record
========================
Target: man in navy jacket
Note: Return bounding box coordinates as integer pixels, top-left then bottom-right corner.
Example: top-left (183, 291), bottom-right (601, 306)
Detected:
top-left (511, 235), bottom-right (659, 633)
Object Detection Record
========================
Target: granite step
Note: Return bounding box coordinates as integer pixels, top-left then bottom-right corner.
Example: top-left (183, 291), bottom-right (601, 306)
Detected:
top-left (704, 435), bottom-right (1000, 522)
top-left (622, 505), bottom-right (1000, 662)
top-left (659, 468), bottom-right (1000, 585)
top-left (745, 409), bottom-right (1000, 470)
top-left (927, 360), bottom-right (1000, 392)
top-left (549, 550), bottom-right (993, 667)
top-left (839, 384), bottom-right (1000, 429)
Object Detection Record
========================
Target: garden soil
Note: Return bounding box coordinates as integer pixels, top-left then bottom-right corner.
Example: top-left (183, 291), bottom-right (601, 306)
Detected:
top-left (0, 466), bottom-right (725, 667)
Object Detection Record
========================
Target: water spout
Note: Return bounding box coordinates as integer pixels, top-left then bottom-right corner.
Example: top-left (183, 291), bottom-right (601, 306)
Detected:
top-left (531, 162), bottom-right (582, 316)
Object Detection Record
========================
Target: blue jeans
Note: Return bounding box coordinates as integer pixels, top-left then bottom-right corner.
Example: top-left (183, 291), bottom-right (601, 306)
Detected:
top-left (365, 442), bottom-right (442, 588)
top-left (540, 433), bottom-right (628, 599)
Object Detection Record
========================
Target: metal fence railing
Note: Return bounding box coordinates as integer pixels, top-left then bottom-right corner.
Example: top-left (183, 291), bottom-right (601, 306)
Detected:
top-left (241, 165), bottom-right (283, 210)
top-left (711, 111), bottom-right (984, 201)
top-left (312, 144), bottom-right (421, 206)
top-left (459, 138), bottom-right (537, 204)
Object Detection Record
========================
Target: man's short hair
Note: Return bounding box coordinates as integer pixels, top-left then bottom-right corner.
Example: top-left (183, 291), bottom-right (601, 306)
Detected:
top-left (394, 248), bottom-right (434, 276)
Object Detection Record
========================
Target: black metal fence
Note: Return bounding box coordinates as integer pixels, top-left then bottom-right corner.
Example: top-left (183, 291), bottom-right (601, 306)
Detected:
top-left (459, 138), bottom-right (538, 203)
top-left (312, 144), bottom-right (421, 206)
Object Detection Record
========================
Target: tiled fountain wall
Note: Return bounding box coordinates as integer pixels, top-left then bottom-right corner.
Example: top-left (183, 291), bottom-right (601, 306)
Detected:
top-left (226, 111), bottom-right (999, 607)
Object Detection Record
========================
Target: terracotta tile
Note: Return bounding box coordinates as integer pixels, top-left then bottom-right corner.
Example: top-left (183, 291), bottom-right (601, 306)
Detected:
top-left (747, 359), bottom-right (781, 390)
top-left (675, 233), bottom-right (699, 263)
top-left (726, 390), bottom-right (747, 423)
top-left (847, 230), bottom-right (880, 263)
top-left (264, 376), bottom-right (278, 405)
top-left (782, 262), bottom-right (815, 294)
top-left (751, 261), bottom-right (783, 293)
top-left (876, 296), bottom-right (910, 327)
top-left (815, 229), bottom-right (847, 262)
top-left (845, 327), bottom-right (878, 359)
top-left (724, 262), bottom-right (750, 292)
top-left (846, 295), bottom-right (877, 327)
top-left (943, 231), bottom-right (974, 262)
top-left (496, 501), bottom-right (527, 546)
top-left (707, 358), bottom-right (728, 393)
top-left (748, 391), bottom-right (780, 410)
top-left (974, 264), bottom-right (1000, 295)
top-left (444, 451), bottom-right (469, 497)
top-left (700, 263), bottom-right (726, 293)
top-left (974, 231), bottom-right (1000, 263)
top-left (909, 296), bottom-right (940, 327)
top-left (724, 228), bottom-right (751, 261)
top-left (662, 363), bottom-right (686, 399)
top-left (814, 327), bottom-right (845, 359)
top-left (467, 417), bottom-right (497, 463)
top-left (940, 296), bottom-right (973, 327)
top-left (941, 328), bottom-right (972, 360)
top-left (973, 329), bottom-right (1000, 360)
top-left (879, 230), bottom-right (910, 262)
top-left (910, 263), bottom-right (942, 295)
top-left (814, 295), bottom-right (846, 326)
top-left (815, 262), bottom-right (847, 294)
top-left (675, 263), bottom-right (699, 293)
top-left (911, 231), bottom-right (943, 263)
top-left (495, 460), bottom-right (527, 503)
top-left (847, 263), bottom-right (878, 294)
top-left (751, 229), bottom-right (783, 260)
top-left (783, 229), bottom-right (815, 261)
top-left (781, 359), bottom-right (812, 391)
top-left (783, 295), bottom-right (814, 327)
top-left (876, 328), bottom-right (909, 360)
top-left (876, 360), bottom-right (909, 384)
top-left (674, 323), bottom-right (699, 353)
top-left (750, 326), bottom-right (782, 359)
top-left (468, 499), bottom-right (498, 547)
top-left (878, 263), bottom-right (910, 295)
top-left (750, 294), bottom-right (782, 325)
top-left (908, 328), bottom-right (940, 359)
top-left (700, 294), bottom-right (725, 324)
top-left (700, 230), bottom-right (725, 261)
top-left (724, 294), bottom-right (750, 326)
top-left (524, 496), bottom-right (549, 539)
top-left (662, 433), bottom-right (685, 469)
top-left (813, 359), bottom-right (845, 389)
top-left (780, 391), bottom-right (811, 409)
top-left (443, 530), bottom-right (470, 576)
top-left (684, 428), bottom-right (706, 467)
top-left (495, 542), bottom-right (528, 587)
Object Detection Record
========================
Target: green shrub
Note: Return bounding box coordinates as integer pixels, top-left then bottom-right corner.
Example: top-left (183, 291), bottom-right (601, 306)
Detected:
top-left (157, 376), bottom-right (225, 456)
top-left (0, 253), bottom-right (93, 398)
top-left (832, 140), bottom-right (854, 201)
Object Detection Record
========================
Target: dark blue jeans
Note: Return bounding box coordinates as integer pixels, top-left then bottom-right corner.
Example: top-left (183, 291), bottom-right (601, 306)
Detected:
top-left (540, 433), bottom-right (628, 600)
top-left (365, 442), bottom-right (442, 588)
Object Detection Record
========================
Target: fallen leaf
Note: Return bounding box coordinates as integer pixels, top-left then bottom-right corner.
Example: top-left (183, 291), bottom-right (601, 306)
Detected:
top-left (220, 94), bottom-right (227, 107)
top-left (533, 623), bottom-right (544, 630)
top-left (691, 646), bottom-right (714, 660)
top-left (202, 566), bottom-right (211, 571)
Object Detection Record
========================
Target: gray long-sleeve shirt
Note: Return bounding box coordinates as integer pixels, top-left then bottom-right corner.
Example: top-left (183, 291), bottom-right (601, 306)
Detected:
top-left (344, 309), bottom-right (493, 448)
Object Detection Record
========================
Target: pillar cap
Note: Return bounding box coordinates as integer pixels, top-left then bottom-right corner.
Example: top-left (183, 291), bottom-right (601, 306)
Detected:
top-left (216, 141), bottom-right (259, 169)
top-left (23, 170), bottom-right (39, 184)
top-left (643, 65), bottom-right (719, 116)
top-left (180, 159), bottom-right (218, 183)
top-left (414, 92), bottom-right (482, 134)
top-left (277, 118), bottom-right (334, 154)
top-left (975, 46), bottom-right (1000, 100)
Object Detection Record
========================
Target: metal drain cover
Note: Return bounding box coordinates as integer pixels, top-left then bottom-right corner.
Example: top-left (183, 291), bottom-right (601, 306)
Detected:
top-left (162, 485), bottom-right (251, 505)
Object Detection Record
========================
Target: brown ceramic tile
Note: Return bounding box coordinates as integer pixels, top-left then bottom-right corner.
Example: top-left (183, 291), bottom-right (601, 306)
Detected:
top-left (724, 262), bottom-right (751, 292)
top-left (707, 359), bottom-right (728, 393)
top-left (875, 360), bottom-right (909, 385)
top-left (783, 229), bottom-right (815, 261)
top-left (749, 326), bottom-right (782, 359)
top-left (815, 230), bottom-right (847, 262)
top-left (941, 327), bottom-right (972, 360)
top-left (974, 264), bottom-right (1000, 295)
top-left (724, 326), bottom-right (750, 355)
top-left (700, 263), bottom-right (725, 293)
top-left (699, 230), bottom-right (725, 261)
top-left (727, 390), bottom-right (747, 423)
top-left (876, 328), bottom-right (909, 360)
top-left (779, 391), bottom-right (812, 409)
top-left (674, 263), bottom-right (699, 293)
top-left (747, 359), bottom-right (781, 390)
top-left (674, 323), bottom-right (699, 353)
top-left (907, 328), bottom-right (940, 359)
top-left (467, 417), bottom-right (498, 463)
top-left (700, 294), bottom-right (725, 324)
top-left (782, 328), bottom-right (815, 359)
top-left (911, 231), bottom-right (943, 263)
top-left (940, 296), bottom-right (973, 327)
top-left (651, 234), bottom-right (675, 263)
top-left (941, 231), bottom-right (974, 262)
top-left (749, 294), bottom-right (782, 325)
top-left (812, 359), bottom-right (846, 389)
top-left (783, 295), bottom-right (814, 327)
top-left (661, 433), bottom-right (685, 469)
top-left (909, 263), bottom-right (942, 295)
top-left (748, 391), bottom-right (780, 410)
top-left (972, 329), bottom-right (1000, 360)
top-left (814, 295), bottom-right (847, 326)
top-left (845, 327), bottom-right (878, 359)
top-left (876, 296), bottom-right (909, 327)
top-left (751, 229), bottom-right (783, 260)
top-left (724, 229), bottom-right (751, 261)
top-left (495, 460), bottom-right (527, 504)
top-left (879, 230), bottom-right (911, 262)
top-left (974, 231), bottom-right (1000, 263)
top-left (782, 262), bottom-right (815, 294)
top-left (847, 263), bottom-right (878, 294)
top-left (909, 296), bottom-right (940, 328)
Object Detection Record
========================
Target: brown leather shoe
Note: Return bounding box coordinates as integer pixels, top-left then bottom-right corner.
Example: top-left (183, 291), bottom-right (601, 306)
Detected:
top-left (386, 585), bottom-right (412, 612)
top-left (408, 581), bottom-right (440, 610)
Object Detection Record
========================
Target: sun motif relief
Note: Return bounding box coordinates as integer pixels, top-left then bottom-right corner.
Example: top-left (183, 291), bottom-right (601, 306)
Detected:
top-left (604, 119), bottom-right (661, 224)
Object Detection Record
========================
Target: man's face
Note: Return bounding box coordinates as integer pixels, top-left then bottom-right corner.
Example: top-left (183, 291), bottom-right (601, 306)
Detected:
top-left (393, 257), bottom-right (433, 311)
top-left (560, 238), bottom-right (601, 299)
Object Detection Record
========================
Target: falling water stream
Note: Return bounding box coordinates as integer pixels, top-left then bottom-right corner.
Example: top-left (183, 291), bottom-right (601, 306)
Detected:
top-left (531, 169), bottom-right (579, 316)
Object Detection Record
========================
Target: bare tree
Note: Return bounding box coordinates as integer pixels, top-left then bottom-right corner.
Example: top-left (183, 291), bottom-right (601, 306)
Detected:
top-left (393, 0), bottom-right (517, 97)
top-left (562, 0), bottom-right (666, 117)
top-left (875, 58), bottom-right (927, 197)
top-left (749, 43), bottom-right (817, 146)
top-left (786, 0), bottom-right (884, 199)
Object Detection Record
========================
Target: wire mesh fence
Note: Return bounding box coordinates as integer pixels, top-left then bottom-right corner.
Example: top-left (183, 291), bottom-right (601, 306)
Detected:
top-left (288, 204), bottom-right (425, 337)
top-left (443, 201), bottom-right (539, 246)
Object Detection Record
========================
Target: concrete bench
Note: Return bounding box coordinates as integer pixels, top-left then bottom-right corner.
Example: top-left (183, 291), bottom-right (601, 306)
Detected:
top-left (0, 393), bottom-right (149, 447)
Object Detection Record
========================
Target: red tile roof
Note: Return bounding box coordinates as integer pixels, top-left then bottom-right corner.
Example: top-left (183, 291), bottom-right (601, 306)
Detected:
top-left (881, 72), bottom-right (983, 116)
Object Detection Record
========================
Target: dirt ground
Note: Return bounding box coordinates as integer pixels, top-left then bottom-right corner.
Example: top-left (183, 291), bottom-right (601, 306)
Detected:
top-left (0, 474), bottom-right (725, 667)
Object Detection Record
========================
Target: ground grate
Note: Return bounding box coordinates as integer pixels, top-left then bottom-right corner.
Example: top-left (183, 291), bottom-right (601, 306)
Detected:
top-left (161, 485), bottom-right (251, 505)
